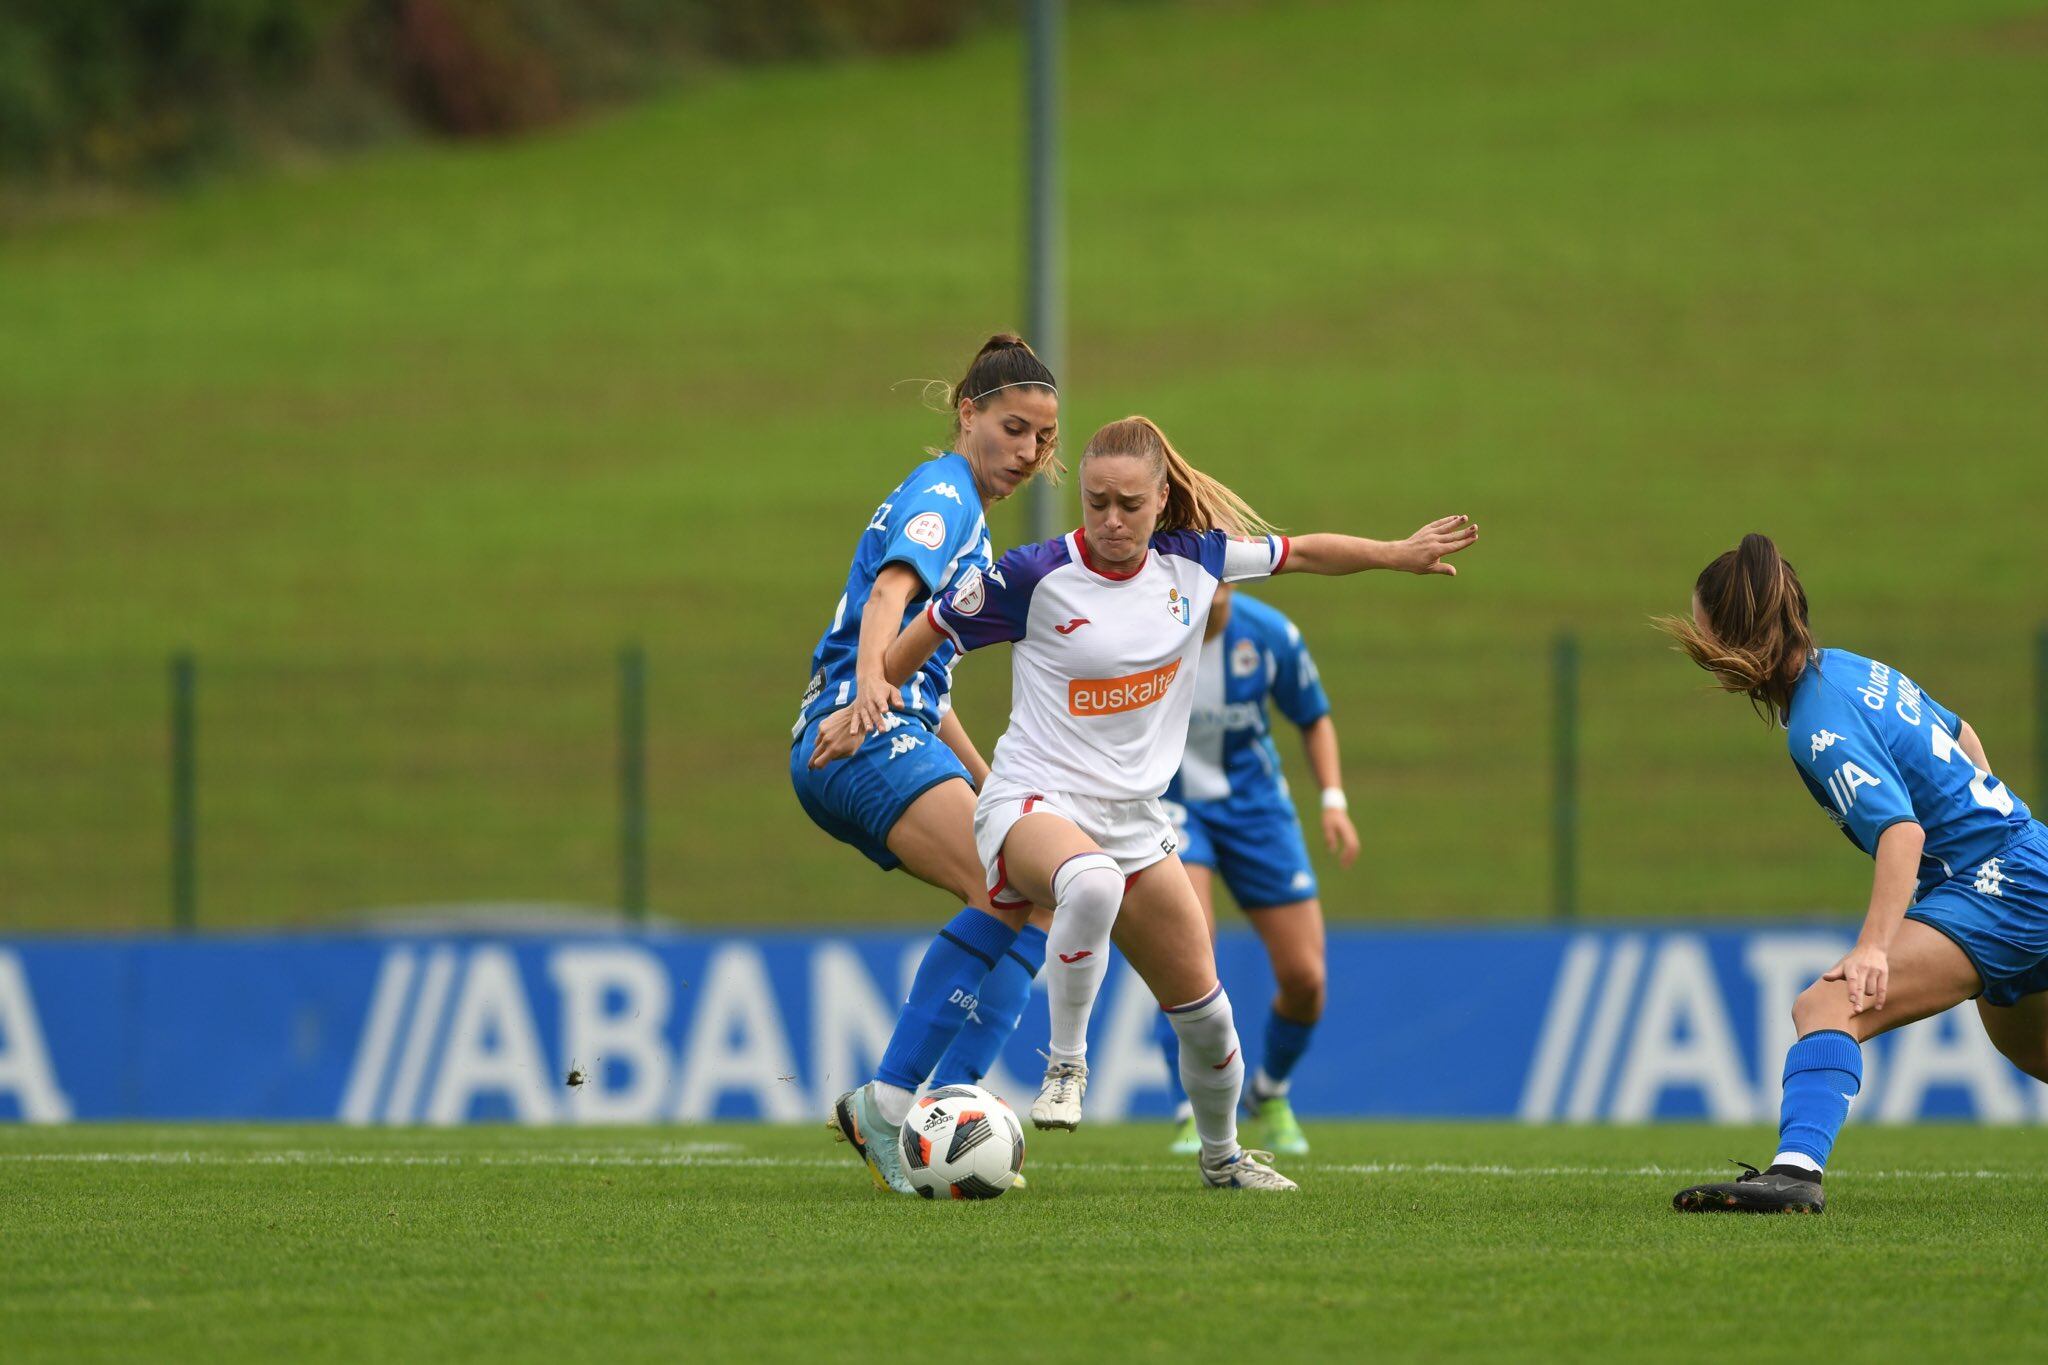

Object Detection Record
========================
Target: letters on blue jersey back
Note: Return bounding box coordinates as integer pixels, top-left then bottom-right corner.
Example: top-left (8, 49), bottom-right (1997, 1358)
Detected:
top-left (1787, 648), bottom-right (2030, 889)
top-left (1169, 594), bottom-right (1330, 807)
top-left (798, 452), bottom-right (990, 735)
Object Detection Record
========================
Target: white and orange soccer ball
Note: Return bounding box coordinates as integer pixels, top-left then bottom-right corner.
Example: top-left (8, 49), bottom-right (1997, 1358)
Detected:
top-left (899, 1084), bottom-right (1026, 1200)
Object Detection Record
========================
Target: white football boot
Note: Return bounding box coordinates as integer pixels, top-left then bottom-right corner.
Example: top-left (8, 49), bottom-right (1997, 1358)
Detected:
top-left (1030, 1057), bottom-right (1088, 1131)
top-left (1200, 1148), bottom-right (1299, 1191)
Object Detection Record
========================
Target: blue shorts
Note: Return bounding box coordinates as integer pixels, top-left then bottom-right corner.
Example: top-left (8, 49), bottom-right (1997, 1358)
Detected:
top-left (1164, 792), bottom-right (1318, 911)
top-left (789, 713), bottom-right (972, 871)
top-left (1906, 823), bottom-right (2048, 1008)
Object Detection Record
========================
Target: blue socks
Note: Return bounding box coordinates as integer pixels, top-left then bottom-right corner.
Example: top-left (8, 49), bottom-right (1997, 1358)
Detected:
top-left (876, 908), bottom-right (1020, 1092)
top-left (930, 924), bottom-right (1047, 1088)
top-left (1260, 1009), bottom-right (1315, 1089)
top-left (1775, 1029), bottom-right (1863, 1171)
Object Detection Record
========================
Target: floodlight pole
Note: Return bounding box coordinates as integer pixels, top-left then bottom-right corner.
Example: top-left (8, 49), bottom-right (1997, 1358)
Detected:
top-left (1024, 0), bottom-right (1064, 544)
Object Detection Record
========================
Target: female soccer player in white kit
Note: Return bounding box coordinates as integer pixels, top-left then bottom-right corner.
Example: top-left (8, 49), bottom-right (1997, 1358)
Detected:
top-left (861, 415), bottom-right (1476, 1188)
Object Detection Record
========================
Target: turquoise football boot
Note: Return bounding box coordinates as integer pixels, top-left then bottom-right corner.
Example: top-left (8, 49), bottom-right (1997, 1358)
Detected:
top-left (827, 1083), bottom-right (914, 1195)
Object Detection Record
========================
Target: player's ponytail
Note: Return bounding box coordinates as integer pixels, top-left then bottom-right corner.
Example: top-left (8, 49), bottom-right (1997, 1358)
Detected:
top-left (939, 333), bottom-right (1062, 477)
top-left (1081, 415), bottom-right (1279, 538)
top-left (1657, 532), bottom-right (1815, 726)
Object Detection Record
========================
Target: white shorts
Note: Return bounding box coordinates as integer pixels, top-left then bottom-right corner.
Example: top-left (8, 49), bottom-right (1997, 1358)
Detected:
top-left (974, 774), bottom-right (1180, 912)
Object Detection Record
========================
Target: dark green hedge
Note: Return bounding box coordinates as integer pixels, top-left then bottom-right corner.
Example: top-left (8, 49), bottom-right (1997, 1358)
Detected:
top-left (0, 0), bottom-right (1000, 183)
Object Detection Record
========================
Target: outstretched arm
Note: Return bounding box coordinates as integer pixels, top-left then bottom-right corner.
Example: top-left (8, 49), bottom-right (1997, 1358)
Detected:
top-left (1280, 515), bottom-right (1477, 577)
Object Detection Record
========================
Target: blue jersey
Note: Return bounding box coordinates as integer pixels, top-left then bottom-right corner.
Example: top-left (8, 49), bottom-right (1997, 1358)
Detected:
top-left (1787, 647), bottom-right (2032, 895)
top-left (795, 452), bottom-right (990, 737)
top-left (1165, 594), bottom-right (1330, 809)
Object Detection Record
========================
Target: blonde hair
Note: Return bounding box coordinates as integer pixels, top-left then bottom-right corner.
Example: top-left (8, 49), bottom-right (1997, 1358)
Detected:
top-left (1655, 532), bottom-right (1814, 726)
top-left (1080, 416), bottom-right (1278, 538)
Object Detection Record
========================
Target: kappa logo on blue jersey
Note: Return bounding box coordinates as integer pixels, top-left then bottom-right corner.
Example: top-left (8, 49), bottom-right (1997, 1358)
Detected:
top-left (1810, 730), bottom-right (1843, 760)
top-left (887, 734), bottom-right (924, 759)
top-left (923, 481), bottom-right (964, 504)
top-left (1167, 588), bottom-right (1192, 627)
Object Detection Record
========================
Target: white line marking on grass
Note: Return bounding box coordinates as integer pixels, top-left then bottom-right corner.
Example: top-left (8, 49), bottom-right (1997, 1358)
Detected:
top-left (0, 1151), bottom-right (2040, 1181)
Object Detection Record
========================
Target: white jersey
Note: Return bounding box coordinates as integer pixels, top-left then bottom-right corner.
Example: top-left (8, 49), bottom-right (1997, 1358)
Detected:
top-left (928, 527), bottom-right (1289, 801)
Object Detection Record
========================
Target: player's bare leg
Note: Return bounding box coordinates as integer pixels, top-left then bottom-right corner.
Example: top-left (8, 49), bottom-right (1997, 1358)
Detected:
top-left (1974, 990), bottom-right (2048, 1083)
top-left (1674, 921), bottom-right (1979, 1213)
top-left (1116, 858), bottom-right (1295, 1191)
top-left (1162, 865), bottom-right (1219, 1154)
top-left (1243, 897), bottom-right (1326, 1155)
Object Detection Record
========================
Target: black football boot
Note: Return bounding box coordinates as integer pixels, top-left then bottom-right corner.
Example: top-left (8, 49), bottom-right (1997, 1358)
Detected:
top-left (1672, 1160), bottom-right (1825, 1214)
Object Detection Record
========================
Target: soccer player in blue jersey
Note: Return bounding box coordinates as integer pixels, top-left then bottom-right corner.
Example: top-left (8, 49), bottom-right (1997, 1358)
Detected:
top-left (1662, 535), bottom-right (2048, 1214)
top-left (1152, 583), bottom-right (1358, 1157)
top-left (789, 334), bottom-right (1060, 1194)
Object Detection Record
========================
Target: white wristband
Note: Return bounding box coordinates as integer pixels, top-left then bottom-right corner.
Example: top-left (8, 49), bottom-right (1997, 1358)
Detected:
top-left (1320, 788), bottom-right (1348, 812)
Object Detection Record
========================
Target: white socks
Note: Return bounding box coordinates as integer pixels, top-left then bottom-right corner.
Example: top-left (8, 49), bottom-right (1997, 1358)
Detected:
top-left (1166, 984), bottom-right (1243, 1165)
top-left (872, 1082), bottom-right (914, 1128)
top-left (1770, 1151), bottom-right (1822, 1174)
top-left (1043, 853), bottom-right (1124, 1063)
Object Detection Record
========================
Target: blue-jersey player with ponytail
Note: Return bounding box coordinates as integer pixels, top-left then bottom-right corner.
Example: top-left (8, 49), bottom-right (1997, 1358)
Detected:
top-left (1663, 534), bottom-right (2048, 1214)
top-left (791, 334), bottom-right (1060, 1195)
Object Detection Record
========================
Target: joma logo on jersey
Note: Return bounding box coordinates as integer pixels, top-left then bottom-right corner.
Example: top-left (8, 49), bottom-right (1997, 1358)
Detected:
top-left (1825, 761), bottom-right (1883, 813)
top-left (1068, 660), bottom-right (1180, 716)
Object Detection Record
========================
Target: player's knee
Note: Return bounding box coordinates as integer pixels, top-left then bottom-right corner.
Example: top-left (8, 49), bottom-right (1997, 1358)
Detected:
top-left (1274, 960), bottom-right (1326, 1020)
top-left (1791, 978), bottom-right (1848, 1035)
top-left (1054, 853), bottom-right (1123, 918)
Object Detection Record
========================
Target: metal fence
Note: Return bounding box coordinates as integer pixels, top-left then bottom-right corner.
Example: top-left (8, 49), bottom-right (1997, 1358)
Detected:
top-left (2, 628), bottom-right (2044, 932)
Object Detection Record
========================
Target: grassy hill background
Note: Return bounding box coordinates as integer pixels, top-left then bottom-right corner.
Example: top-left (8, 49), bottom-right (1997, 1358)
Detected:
top-left (4, 0), bottom-right (2045, 930)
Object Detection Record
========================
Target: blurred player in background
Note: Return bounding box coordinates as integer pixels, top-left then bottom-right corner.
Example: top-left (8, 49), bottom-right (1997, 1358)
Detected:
top-left (1153, 583), bottom-right (1357, 1157)
top-left (838, 414), bottom-right (1475, 1189)
top-left (789, 334), bottom-right (1058, 1194)
top-left (1662, 534), bottom-right (2048, 1214)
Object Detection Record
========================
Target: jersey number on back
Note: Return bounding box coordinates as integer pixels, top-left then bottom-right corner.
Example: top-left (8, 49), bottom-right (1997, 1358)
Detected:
top-left (1929, 723), bottom-right (2014, 816)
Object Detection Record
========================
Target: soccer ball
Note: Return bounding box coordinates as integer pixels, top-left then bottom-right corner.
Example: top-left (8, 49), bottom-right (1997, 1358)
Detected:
top-left (899, 1084), bottom-right (1026, 1200)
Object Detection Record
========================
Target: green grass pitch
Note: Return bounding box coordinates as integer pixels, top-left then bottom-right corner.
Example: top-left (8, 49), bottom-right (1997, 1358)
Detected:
top-left (6, 1122), bottom-right (2046, 1362)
